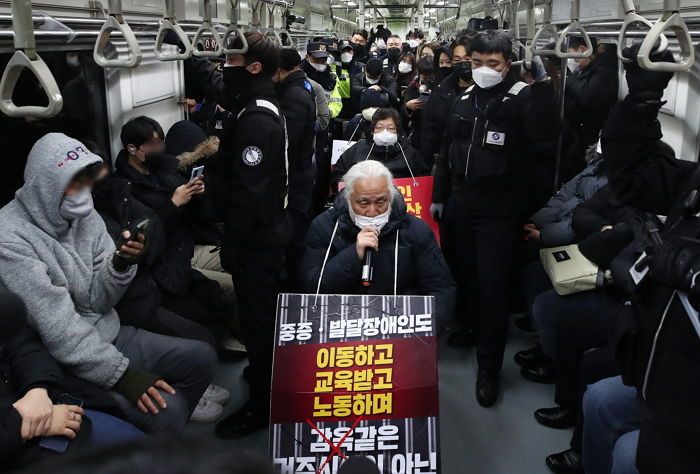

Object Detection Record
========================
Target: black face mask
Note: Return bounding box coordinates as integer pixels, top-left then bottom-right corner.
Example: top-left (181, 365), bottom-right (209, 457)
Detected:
top-left (223, 66), bottom-right (254, 98)
top-left (439, 66), bottom-right (454, 78)
top-left (144, 152), bottom-right (167, 170)
top-left (387, 47), bottom-right (401, 61)
top-left (454, 61), bottom-right (472, 82)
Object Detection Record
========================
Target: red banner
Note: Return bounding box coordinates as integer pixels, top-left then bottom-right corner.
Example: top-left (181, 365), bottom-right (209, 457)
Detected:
top-left (394, 176), bottom-right (440, 244)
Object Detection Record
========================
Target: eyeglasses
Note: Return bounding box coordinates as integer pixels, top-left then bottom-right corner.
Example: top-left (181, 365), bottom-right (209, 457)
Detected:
top-left (374, 125), bottom-right (397, 133)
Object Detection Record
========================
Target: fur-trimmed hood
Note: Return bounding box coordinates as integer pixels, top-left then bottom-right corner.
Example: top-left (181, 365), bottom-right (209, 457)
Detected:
top-left (176, 136), bottom-right (219, 171)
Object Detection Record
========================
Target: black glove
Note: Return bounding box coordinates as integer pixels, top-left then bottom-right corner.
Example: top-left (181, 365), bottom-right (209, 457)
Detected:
top-left (648, 236), bottom-right (700, 294)
top-left (621, 42), bottom-right (675, 103)
top-left (163, 30), bottom-right (187, 54)
top-left (112, 368), bottom-right (161, 405)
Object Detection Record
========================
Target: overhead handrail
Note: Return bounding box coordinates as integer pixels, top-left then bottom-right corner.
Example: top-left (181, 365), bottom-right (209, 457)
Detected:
top-left (508, 0), bottom-right (529, 67)
top-left (192, 0), bottom-right (223, 57)
top-left (531, 0), bottom-right (559, 56)
top-left (555, 0), bottom-right (593, 58)
top-left (617, 0), bottom-right (668, 63)
top-left (637, 0), bottom-right (695, 72)
top-left (154, 0), bottom-right (193, 61)
top-left (278, 27), bottom-right (295, 49)
top-left (519, 0), bottom-right (535, 69)
top-left (264, 2), bottom-right (282, 45)
top-left (222, 0), bottom-right (248, 54)
top-left (0, 0), bottom-right (63, 117)
top-left (93, 0), bottom-right (142, 68)
top-left (248, 0), bottom-right (263, 33)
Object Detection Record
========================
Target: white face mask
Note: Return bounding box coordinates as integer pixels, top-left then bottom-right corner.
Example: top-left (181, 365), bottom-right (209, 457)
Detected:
top-left (362, 107), bottom-right (378, 122)
top-left (326, 56), bottom-right (334, 65)
top-left (60, 188), bottom-right (93, 221)
top-left (310, 61), bottom-right (327, 73)
top-left (398, 62), bottom-right (413, 74)
top-left (567, 58), bottom-right (581, 74)
top-left (353, 208), bottom-right (391, 231)
top-left (373, 130), bottom-right (398, 147)
top-left (408, 39), bottom-right (420, 49)
top-left (365, 75), bottom-right (380, 85)
top-left (472, 65), bottom-right (505, 89)
top-left (341, 52), bottom-right (353, 64)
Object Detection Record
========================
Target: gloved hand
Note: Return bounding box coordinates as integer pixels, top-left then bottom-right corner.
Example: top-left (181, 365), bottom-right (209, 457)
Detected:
top-left (163, 30), bottom-right (187, 54)
top-left (622, 42), bottom-right (675, 103)
top-left (430, 203), bottom-right (444, 222)
top-left (648, 236), bottom-right (700, 294)
top-left (530, 56), bottom-right (548, 82)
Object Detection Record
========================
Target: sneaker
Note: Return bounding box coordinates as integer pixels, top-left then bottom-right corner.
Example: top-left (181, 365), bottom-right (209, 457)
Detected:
top-left (223, 338), bottom-right (247, 353)
top-left (203, 384), bottom-right (231, 405)
top-left (190, 397), bottom-right (223, 424)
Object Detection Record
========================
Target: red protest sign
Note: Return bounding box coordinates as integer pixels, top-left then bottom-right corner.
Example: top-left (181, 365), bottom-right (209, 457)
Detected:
top-left (394, 176), bottom-right (440, 244)
top-left (270, 294), bottom-right (441, 474)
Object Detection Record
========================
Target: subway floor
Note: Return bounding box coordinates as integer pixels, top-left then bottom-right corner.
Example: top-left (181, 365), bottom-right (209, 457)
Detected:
top-left (185, 322), bottom-right (572, 474)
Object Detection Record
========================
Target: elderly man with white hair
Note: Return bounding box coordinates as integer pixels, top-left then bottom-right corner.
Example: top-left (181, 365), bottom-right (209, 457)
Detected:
top-left (300, 160), bottom-right (455, 331)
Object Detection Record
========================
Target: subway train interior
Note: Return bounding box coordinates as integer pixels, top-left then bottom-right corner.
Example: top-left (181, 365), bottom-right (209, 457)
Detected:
top-left (0, 0), bottom-right (700, 473)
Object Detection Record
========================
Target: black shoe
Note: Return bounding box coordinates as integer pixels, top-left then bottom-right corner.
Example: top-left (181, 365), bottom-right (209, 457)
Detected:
top-left (514, 345), bottom-right (546, 368)
top-left (534, 407), bottom-right (576, 429)
top-left (545, 448), bottom-right (583, 473)
top-left (447, 327), bottom-right (478, 348)
top-left (475, 369), bottom-right (500, 407)
top-left (215, 402), bottom-right (268, 439)
top-left (520, 360), bottom-right (556, 384)
top-left (514, 316), bottom-right (538, 336)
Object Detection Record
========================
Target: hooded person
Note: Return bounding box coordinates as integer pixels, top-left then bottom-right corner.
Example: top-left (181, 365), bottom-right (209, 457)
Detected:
top-left (300, 160), bottom-right (455, 332)
top-left (350, 58), bottom-right (399, 110)
top-left (333, 108), bottom-right (428, 192)
top-left (344, 88), bottom-right (391, 142)
top-left (0, 133), bottom-right (217, 435)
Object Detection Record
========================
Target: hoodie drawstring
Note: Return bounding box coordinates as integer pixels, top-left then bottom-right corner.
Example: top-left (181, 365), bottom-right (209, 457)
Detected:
top-left (397, 143), bottom-right (418, 187)
top-left (363, 142), bottom-right (376, 161)
top-left (314, 220), bottom-right (340, 308)
top-left (393, 229), bottom-right (400, 307)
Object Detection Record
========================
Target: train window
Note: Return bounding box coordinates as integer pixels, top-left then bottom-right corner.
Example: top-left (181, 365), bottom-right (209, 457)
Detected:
top-left (0, 50), bottom-right (110, 207)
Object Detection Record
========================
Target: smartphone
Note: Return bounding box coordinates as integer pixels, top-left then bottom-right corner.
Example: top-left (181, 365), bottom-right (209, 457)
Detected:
top-left (117, 218), bottom-right (150, 250)
top-left (38, 393), bottom-right (83, 453)
top-left (190, 165), bottom-right (205, 182)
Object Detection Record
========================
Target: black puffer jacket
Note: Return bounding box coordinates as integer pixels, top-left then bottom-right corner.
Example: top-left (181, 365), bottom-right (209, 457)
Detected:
top-left (419, 72), bottom-right (467, 164)
top-left (602, 96), bottom-right (700, 474)
top-left (332, 137), bottom-right (428, 191)
top-left (299, 191), bottom-right (455, 332)
top-left (276, 70), bottom-right (317, 186)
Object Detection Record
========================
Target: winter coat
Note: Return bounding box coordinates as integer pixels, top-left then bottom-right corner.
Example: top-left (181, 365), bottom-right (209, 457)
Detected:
top-left (332, 138), bottom-right (428, 192)
top-left (529, 154), bottom-right (607, 247)
top-left (299, 191), bottom-right (455, 332)
top-left (0, 134), bottom-right (134, 389)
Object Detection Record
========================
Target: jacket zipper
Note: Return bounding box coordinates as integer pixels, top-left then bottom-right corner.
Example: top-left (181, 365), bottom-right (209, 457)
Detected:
top-left (642, 290), bottom-right (676, 400)
top-left (464, 116), bottom-right (479, 181)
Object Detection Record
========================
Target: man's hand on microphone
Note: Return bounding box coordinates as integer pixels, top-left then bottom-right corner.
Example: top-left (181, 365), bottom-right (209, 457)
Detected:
top-left (356, 227), bottom-right (379, 260)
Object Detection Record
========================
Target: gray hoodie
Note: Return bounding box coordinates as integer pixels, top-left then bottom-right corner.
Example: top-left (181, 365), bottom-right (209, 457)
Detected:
top-left (0, 133), bottom-right (135, 389)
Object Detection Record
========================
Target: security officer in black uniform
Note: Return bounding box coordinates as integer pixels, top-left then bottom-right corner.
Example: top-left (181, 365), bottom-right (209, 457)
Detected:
top-left (273, 48), bottom-right (317, 289)
top-left (206, 31), bottom-right (291, 439)
top-left (431, 30), bottom-right (559, 407)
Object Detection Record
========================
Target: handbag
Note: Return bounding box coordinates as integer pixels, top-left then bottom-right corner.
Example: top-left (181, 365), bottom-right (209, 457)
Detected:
top-left (539, 244), bottom-right (611, 296)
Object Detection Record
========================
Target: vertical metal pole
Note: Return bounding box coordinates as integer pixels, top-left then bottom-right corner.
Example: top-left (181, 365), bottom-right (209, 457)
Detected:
top-left (358, 0), bottom-right (365, 29)
top-left (554, 36), bottom-right (570, 193)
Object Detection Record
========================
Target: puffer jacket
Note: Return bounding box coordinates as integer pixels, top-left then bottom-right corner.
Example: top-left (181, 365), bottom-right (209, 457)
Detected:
top-left (332, 137), bottom-right (428, 192)
top-left (299, 191), bottom-right (455, 332)
top-left (529, 151), bottom-right (607, 247)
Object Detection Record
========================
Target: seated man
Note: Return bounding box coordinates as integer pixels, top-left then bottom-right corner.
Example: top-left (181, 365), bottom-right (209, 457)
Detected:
top-left (300, 160), bottom-right (455, 332)
top-left (0, 133), bottom-right (217, 434)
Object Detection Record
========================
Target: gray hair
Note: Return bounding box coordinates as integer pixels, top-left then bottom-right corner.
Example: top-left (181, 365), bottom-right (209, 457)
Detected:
top-left (343, 160), bottom-right (397, 204)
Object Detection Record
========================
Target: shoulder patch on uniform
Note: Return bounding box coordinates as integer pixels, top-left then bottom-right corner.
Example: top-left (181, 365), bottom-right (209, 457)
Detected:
top-left (242, 146), bottom-right (263, 166)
